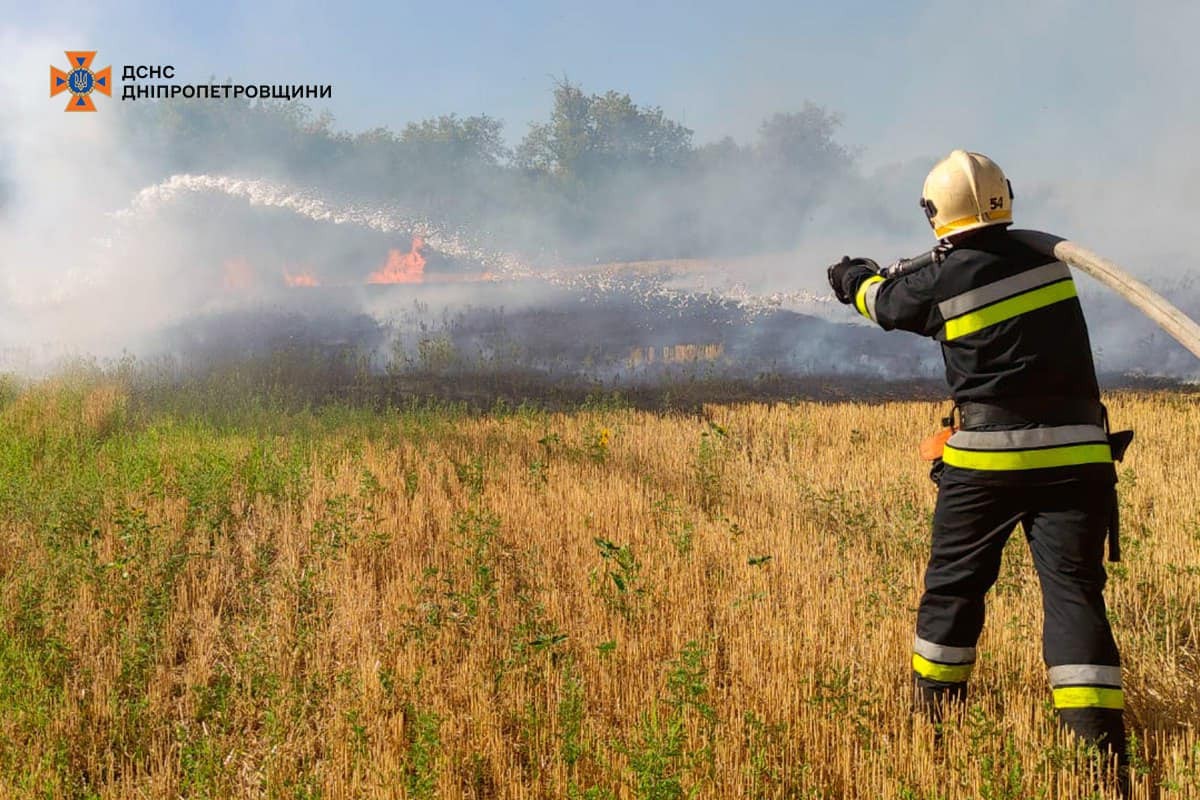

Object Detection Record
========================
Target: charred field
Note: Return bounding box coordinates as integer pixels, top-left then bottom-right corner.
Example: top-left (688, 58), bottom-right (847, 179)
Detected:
top-left (123, 274), bottom-right (1198, 414)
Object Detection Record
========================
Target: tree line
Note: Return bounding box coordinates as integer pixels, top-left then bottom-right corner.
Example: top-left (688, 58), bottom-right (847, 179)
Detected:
top-left (121, 80), bottom-right (859, 262)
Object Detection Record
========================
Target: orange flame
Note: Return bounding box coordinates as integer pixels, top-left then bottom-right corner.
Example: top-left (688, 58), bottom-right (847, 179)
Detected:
top-left (368, 236), bottom-right (426, 284)
top-left (222, 258), bottom-right (254, 290)
top-left (283, 268), bottom-right (320, 287)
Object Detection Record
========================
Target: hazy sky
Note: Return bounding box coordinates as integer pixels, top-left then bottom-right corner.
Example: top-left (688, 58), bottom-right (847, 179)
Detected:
top-left (4, 0), bottom-right (1200, 263)
top-left (5, 0), bottom-right (1191, 169)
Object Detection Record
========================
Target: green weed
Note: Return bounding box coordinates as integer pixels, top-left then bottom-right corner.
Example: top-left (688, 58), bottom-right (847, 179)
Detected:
top-left (591, 538), bottom-right (646, 620)
top-left (404, 704), bottom-right (442, 800)
top-left (694, 422), bottom-right (727, 514)
top-left (620, 640), bottom-right (717, 800)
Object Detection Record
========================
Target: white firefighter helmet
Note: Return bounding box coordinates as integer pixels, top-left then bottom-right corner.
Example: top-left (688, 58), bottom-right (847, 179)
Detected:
top-left (920, 150), bottom-right (1014, 240)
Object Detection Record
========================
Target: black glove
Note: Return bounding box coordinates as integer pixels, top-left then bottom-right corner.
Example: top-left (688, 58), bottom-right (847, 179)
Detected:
top-left (827, 256), bottom-right (872, 304)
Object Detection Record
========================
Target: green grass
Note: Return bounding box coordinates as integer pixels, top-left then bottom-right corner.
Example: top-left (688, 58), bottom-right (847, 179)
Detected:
top-left (0, 366), bottom-right (1195, 797)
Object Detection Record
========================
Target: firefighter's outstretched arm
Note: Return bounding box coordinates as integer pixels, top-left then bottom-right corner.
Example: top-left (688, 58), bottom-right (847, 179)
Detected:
top-left (827, 256), bottom-right (939, 336)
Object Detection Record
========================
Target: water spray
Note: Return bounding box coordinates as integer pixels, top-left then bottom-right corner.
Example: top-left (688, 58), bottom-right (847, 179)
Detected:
top-left (108, 174), bottom-right (834, 318)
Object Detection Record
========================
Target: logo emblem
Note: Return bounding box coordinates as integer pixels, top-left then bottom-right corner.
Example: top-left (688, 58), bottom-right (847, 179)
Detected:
top-left (50, 51), bottom-right (112, 112)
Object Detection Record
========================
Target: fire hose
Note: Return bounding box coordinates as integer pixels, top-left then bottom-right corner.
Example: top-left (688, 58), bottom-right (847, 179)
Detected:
top-left (880, 229), bottom-right (1200, 361)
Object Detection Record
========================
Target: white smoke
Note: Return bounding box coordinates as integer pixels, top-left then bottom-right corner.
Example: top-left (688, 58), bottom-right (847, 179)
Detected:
top-left (111, 172), bottom-right (838, 319)
top-left (3, 9), bottom-right (1200, 382)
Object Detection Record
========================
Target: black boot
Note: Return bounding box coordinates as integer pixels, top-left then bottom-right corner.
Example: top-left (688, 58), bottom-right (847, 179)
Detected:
top-left (1057, 707), bottom-right (1127, 761)
top-left (913, 672), bottom-right (967, 727)
top-left (1057, 708), bottom-right (1129, 797)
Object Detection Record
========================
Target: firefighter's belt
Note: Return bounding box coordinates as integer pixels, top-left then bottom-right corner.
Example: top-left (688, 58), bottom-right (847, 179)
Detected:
top-left (958, 397), bottom-right (1105, 429)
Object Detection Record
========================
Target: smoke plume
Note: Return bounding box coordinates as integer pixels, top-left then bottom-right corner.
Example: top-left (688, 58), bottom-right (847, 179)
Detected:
top-left (2, 14), bottom-right (1199, 391)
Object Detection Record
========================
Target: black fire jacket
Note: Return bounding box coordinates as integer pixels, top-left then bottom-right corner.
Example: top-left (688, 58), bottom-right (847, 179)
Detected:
top-left (837, 227), bottom-right (1116, 486)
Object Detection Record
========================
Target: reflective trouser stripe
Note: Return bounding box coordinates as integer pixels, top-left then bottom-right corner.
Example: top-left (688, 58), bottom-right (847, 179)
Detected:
top-left (1053, 686), bottom-right (1125, 710)
top-left (943, 278), bottom-right (1077, 340)
top-left (943, 442), bottom-right (1113, 471)
top-left (1049, 664), bottom-right (1122, 688)
top-left (855, 275), bottom-right (884, 321)
top-left (1049, 664), bottom-right (1123, 710)
top-left (913, 636), bottom-right (975, 664)
top-left (912, 653), bottom-right (974, 683)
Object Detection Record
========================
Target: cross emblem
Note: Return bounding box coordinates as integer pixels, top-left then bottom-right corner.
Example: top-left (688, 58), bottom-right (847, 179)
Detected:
top-left (50, 51), bottom-right (112, 112)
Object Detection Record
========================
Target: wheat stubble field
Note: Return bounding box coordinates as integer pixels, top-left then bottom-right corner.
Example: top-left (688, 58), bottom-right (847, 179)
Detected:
top-left (0, 377), bottom-right (1196, 798)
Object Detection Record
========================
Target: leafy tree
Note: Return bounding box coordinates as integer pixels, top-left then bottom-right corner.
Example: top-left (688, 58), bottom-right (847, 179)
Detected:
top-left (114, 79), bottom-right (857, 261)
top-left (755, 103), bottom-right (852, 182)
top-left (401, 114), bottom-right (509, 168)
top-left (516, 80), bottom-right (693, 186)
top-left (750, 103), bottom-right (856, 246)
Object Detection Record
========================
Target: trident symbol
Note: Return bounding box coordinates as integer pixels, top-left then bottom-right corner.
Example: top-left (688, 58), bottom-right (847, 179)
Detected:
top-left (50, 51), bottom-right (112, 112)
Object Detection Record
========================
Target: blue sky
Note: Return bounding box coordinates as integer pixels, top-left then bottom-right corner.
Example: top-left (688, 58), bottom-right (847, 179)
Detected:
top-left (5, 0), bottom-right (1200, 264)
top-left (21, 0), bottom-right (918, 142)
top-left (5, 0), bottom-right (1178, 169)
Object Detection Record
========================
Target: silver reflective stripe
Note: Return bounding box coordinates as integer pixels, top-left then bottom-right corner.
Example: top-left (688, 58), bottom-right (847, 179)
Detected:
top-left (1049, 664), bottom-right (1122, 688)
top-left (938, 262), bottom-right (1071, 319)
top-left (863, 279), bottom-right (883, 321)
top-left (947, 425), bottom-right (1108, 451)
top-left (914, 635), bottom-right (975, 664)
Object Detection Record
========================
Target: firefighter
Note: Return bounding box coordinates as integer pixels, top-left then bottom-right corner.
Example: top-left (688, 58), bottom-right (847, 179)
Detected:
top-left (826, 150), bottom-right (1129, 764)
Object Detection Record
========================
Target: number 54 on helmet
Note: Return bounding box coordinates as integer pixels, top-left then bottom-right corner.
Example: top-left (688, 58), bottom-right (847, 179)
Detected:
top-left (920, 150), bottom-right (1015, 240)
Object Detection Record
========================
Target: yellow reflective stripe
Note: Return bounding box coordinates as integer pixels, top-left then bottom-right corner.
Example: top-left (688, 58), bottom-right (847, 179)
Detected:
top-left (1053, 686), bottom-right (1124, 710)
top-left (912, 653), bottom-right (973, 683)
top-left (934, 209), bottom-right (1012, 238)
top-left (855, 275), bottom-right (884, 319)
top-left (938, 262), bottom-right (1070, 319)
top-left (943, 278), bottom-right (1077, 340)
top-left (943, 442), bottom-right (1112, 471)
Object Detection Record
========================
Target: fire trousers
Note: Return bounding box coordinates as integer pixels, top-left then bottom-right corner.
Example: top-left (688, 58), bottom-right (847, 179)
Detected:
top-left (912, 479), bottom-right (1125, 758)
